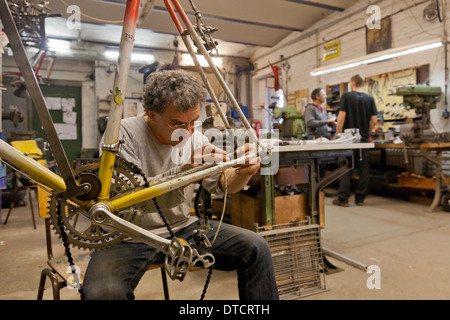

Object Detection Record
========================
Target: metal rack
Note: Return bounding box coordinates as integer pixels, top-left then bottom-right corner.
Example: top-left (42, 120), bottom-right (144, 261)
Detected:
top-left (258, 221), bottom-right (327, 299)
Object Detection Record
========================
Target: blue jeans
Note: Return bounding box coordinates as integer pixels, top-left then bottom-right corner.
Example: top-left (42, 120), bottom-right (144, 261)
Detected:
top-left (83, 220), bottom-right (279, 300)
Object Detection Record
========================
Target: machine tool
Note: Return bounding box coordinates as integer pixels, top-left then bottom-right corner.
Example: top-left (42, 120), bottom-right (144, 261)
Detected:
top-left (272, 107), bottom-right (306, 140)
top-left (396, 85), bottom-right (442, 145)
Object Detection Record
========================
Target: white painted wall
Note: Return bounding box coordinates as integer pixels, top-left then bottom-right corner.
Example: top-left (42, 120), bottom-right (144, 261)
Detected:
top-left (251, 0), bottom-right (450, 132)
top-left (1, 46), bottom-right (248, 150)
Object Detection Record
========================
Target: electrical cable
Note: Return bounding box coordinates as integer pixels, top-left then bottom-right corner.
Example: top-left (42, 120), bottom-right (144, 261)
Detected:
top-left (436, 0), bottom-right (442, 23)
top-left (256, 0), bottom-right (432, 72)
top-left (60, 0), bottom-right (124, 24)
top-left (210, 171), bottom-right (227, 246)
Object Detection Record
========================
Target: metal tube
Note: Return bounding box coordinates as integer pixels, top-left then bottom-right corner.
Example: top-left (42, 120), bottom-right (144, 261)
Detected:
top-left (0, 0), bottom-right (79, 197)
top-left (98, 0), bottom-right (140, 200)
top-left (91, 204), bottom-right (171, 253)
top-left (109, 153), bottom-right (257, 211)
top-left (0, 140), bottom-right (66, 193)
top-left (149, 162), bottom-right (215, 186)
top-left (322, 247), bottom-right (368, 271)
top-left (180, 34), bottom-right (230, 129)
top-left (164, 0), bottom-right (230, 129)
top-left (168, 0), bottom-right (256, 140)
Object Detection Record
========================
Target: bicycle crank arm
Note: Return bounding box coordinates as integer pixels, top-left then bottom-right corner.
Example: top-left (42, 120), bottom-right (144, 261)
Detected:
top-left (90, 204), bottom-right (214, 281)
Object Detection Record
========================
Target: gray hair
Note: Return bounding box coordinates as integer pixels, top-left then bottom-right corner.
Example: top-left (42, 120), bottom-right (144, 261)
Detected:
top-left (143, 69), bottom-right (207, 114)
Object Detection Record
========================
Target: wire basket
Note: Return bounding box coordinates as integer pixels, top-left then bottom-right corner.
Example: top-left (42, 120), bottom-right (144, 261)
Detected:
top-left (258, 221), bottom-right (327, 299)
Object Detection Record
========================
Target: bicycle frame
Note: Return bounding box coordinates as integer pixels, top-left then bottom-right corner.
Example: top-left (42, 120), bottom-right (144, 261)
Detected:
top-left (0, 0), bottom-right (260, 280)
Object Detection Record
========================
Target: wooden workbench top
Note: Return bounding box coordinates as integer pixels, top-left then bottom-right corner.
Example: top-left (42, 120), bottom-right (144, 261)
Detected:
top-left (275, 142), bottom-right (375, 153)
top-left (374, 142), bottom-right (450, 149)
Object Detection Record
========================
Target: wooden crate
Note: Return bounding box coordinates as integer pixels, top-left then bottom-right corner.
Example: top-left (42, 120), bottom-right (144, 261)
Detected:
top-left (215, 193), bottom-right (308, 231)
top-left (397, 173), bottom-right (435, 189)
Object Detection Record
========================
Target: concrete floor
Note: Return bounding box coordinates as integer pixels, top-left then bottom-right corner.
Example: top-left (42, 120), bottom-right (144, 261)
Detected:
top-left (1, 190), bottom-right (450, 300)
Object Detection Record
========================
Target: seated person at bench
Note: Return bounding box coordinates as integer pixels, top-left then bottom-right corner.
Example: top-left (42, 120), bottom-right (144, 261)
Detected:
top-left (83, 70), bottom-right (279, 300)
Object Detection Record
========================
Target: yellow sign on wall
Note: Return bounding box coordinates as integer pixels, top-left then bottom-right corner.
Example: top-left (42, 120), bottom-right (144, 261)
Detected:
top-left (323, 40), bottom-right (340, 61)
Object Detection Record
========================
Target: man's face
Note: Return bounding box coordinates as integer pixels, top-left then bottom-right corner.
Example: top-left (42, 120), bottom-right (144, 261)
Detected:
top-left (317, 90), bottom-right (326, 104)
top-left (147, 102), bottom-right (201, 146)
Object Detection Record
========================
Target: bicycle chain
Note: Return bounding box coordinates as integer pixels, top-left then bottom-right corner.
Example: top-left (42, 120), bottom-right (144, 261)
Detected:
top-left (142, 173), bottom-right (214, 300)
top-left (54, 200), bottom-right (86, 299)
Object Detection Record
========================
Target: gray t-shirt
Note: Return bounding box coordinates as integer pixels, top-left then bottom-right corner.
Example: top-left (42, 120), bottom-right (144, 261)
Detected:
top-left (108, 114), bottom-right (224, 238)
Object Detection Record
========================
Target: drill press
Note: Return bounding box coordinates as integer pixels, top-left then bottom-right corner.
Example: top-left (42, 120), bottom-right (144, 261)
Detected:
top-left (396, 85), bottom-right (442, 145)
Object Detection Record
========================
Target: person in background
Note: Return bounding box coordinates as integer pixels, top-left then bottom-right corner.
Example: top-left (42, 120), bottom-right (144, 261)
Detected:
top-left (333, 74), bottom-right (378, 207)
top-left (304, 88), bottom-right (335, 140)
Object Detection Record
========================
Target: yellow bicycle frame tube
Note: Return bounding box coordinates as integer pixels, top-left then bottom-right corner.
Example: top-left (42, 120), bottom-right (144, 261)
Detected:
top-left (0, 139), bottom-right (65, 193)
top-left (106, 153), bottom-right (258, 212)
top-left (97, 0), bottom-right (140, 202)
top-left (97, 150), bottom-right (117, 201)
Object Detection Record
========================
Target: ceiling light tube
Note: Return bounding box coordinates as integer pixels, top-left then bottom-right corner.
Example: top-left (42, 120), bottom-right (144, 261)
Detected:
top-left (104, 50), bottom-right (155, 63)
top-left (311, 40), bottom-right (443, 76)
top-left (130, 53), bottom-right (155, 62)
top-left (48, 39), bottom-right (71, 50)
top-left (181, 54), bottom-right (223, 67)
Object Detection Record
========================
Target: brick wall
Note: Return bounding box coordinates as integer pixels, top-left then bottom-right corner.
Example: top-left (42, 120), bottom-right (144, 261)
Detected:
top-left (250, 0), bottom-right (450, 176)
top-left (250, 0), bottom-right (450, 133)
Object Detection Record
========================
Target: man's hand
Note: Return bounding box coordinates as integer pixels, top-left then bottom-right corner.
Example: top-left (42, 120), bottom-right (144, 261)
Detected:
top-left (327, 118), bottom-right (336, 127)
top-left (182, 145), bottom-right (229, 171)
top-left (232, 143), bottom-right (260, 176)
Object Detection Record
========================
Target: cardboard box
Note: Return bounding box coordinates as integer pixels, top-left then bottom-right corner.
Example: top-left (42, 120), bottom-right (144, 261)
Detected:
top-left (213, 193), bottom-right (308, 231)
top-left (249, 166), bottom-right (309, 187)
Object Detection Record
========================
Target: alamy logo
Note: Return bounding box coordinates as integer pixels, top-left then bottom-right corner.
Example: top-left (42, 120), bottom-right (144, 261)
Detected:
top-left (66, 264), bottom-right (82, 290)
top-left (366, 265), bottom-right (381, 290)
top-left (66, 5), bottom-right (81, 30)
top-left (367, 5), bottom-right (381, 30)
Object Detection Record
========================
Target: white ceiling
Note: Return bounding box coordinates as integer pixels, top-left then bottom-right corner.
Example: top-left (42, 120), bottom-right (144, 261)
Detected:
top-left (44, 0), bottom-right (359, 59)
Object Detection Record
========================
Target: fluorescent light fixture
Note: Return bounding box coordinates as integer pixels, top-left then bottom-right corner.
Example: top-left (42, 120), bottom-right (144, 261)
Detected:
top-left (130, 53), bottom-right (155, 63)
top-left (311, 40), bottom-right (443, 76)
top-left (181, 54), bottom-right (223, 67)
top-left (104, 50), bottom-right (120, 59)
top-left (48, 39), bottom-right (71, 50)
top-left (104, 50), bottom-right (155, 63)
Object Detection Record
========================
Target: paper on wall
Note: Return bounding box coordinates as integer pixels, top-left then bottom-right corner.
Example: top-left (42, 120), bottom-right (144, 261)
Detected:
top-left (45, 97), bottom-right (62, 110)
top-left (61, 98), bottom-right (75, 111)
top-left (63, 111), bottom-right (77, 124)
top-left (124, 99), bottom-right (144, 118)
top-left (54, 123), bottom-right (77, 140)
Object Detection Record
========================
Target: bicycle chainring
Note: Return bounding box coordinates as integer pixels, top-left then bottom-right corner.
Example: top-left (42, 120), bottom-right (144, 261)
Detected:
top-left (48, 157), bottom-right (149, 250)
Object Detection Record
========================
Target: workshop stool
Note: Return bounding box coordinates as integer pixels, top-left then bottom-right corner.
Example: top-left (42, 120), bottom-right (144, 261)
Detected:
top-left (36, 184), bottom-right (200, 300)
top-left (38, 247), bottom-right (198, 299)
top-left (37, 222), bottom-right (90, 300)
top-left (36, 186), bottom-right (90, 300)
top-left (3, 181), bottom-right (38, 229)
top-left (147, 264), bottom-right (202, 300)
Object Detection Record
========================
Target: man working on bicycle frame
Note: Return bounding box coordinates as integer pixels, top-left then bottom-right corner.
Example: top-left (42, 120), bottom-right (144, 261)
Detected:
top-left (83, 69), bottom-right (279, 300)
